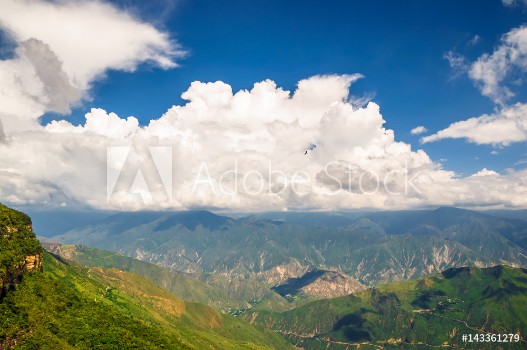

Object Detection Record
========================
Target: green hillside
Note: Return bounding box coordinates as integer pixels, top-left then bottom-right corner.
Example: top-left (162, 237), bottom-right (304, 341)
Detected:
top-left (0, 251), bottom-right (293, 349)
top-left (0, 204), bottom-right (292, 350)
top-left (42, 243), bottom-right (363, 313)
top-left (246, 265), bottom-right (527, 349)
top-left (41, 243), bottom-right (308, 313)
top-left (42, 243), bottom-right (250, 311)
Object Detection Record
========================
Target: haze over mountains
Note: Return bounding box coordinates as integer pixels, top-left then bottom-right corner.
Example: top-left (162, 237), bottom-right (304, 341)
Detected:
top-left (47, 208), bottom-right (527, 278)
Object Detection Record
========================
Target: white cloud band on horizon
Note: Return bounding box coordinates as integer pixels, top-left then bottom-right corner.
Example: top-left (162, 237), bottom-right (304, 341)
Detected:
top-left (1, 75), bottom-right (526, 211)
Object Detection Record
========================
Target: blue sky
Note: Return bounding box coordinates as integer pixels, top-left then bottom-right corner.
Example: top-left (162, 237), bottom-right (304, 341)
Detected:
top-left (48, 0), bottom-right (527, 176)
top-left (1, 0), bottom-right (527, 211)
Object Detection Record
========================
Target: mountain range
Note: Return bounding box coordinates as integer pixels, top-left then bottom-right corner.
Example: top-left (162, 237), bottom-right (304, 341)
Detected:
top-left (44, 207), bottom-right (527, 312)
top-left (41, 242), bottom-right (527, 349)
top-left (43, 243), bottom-right (366, 313)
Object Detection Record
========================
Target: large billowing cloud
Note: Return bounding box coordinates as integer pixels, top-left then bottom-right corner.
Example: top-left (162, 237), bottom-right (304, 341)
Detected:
top-left (1, 75), bottom-right (527, 211)
top-left (0, 0), bottom-right (182, 208)
top-left (0, 0), bottom-right (180, 85)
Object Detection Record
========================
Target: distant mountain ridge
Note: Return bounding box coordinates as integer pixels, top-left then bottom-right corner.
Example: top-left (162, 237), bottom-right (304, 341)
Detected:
top-left (45, 207), bottom-right (527, 313)
top-left (50, 207), bottom-right (527, 274)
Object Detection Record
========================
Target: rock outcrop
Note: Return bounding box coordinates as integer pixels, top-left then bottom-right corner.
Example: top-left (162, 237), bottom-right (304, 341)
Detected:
top-left (272, 269), bottom-right (366, 301)
top-left (298, 270), bottom-right (365, 299)
top-left (0, 203), bottom-right (43, 298)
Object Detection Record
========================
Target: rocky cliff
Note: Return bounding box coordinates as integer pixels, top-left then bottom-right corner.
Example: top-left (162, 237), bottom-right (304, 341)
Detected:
top-left (271, 269), bottom-right (365, 301)
top-left (297, 270), bottom-right (365, 299)
top-left (0, 203), bottom-right (43, 298)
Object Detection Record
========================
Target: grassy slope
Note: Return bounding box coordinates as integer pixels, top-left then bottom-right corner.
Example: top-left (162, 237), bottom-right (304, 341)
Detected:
top-left (42, 243), bottom-right (296, 313)
top-left (42, 243), bottom-right (362, 314)
top-left (0, 252), bottom-right (292, 350)
top-left (247, 265), bottom-right (527, 349)
top-left (42, 243), bottom-right (249, 311)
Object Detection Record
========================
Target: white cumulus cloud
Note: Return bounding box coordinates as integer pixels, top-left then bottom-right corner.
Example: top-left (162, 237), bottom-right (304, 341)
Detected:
top-left (471, 168), bottom-right (499, 177)
top-left (432, 24), bottom-right (527, 146)
top-left (0, 0), bottom-right (181, 86)
top-left (410, 126), bottom-right (428, 135)
top-left (422, 103), bottom-right (527, 146)
top-left (469, 25), bottom-right (527, 105)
